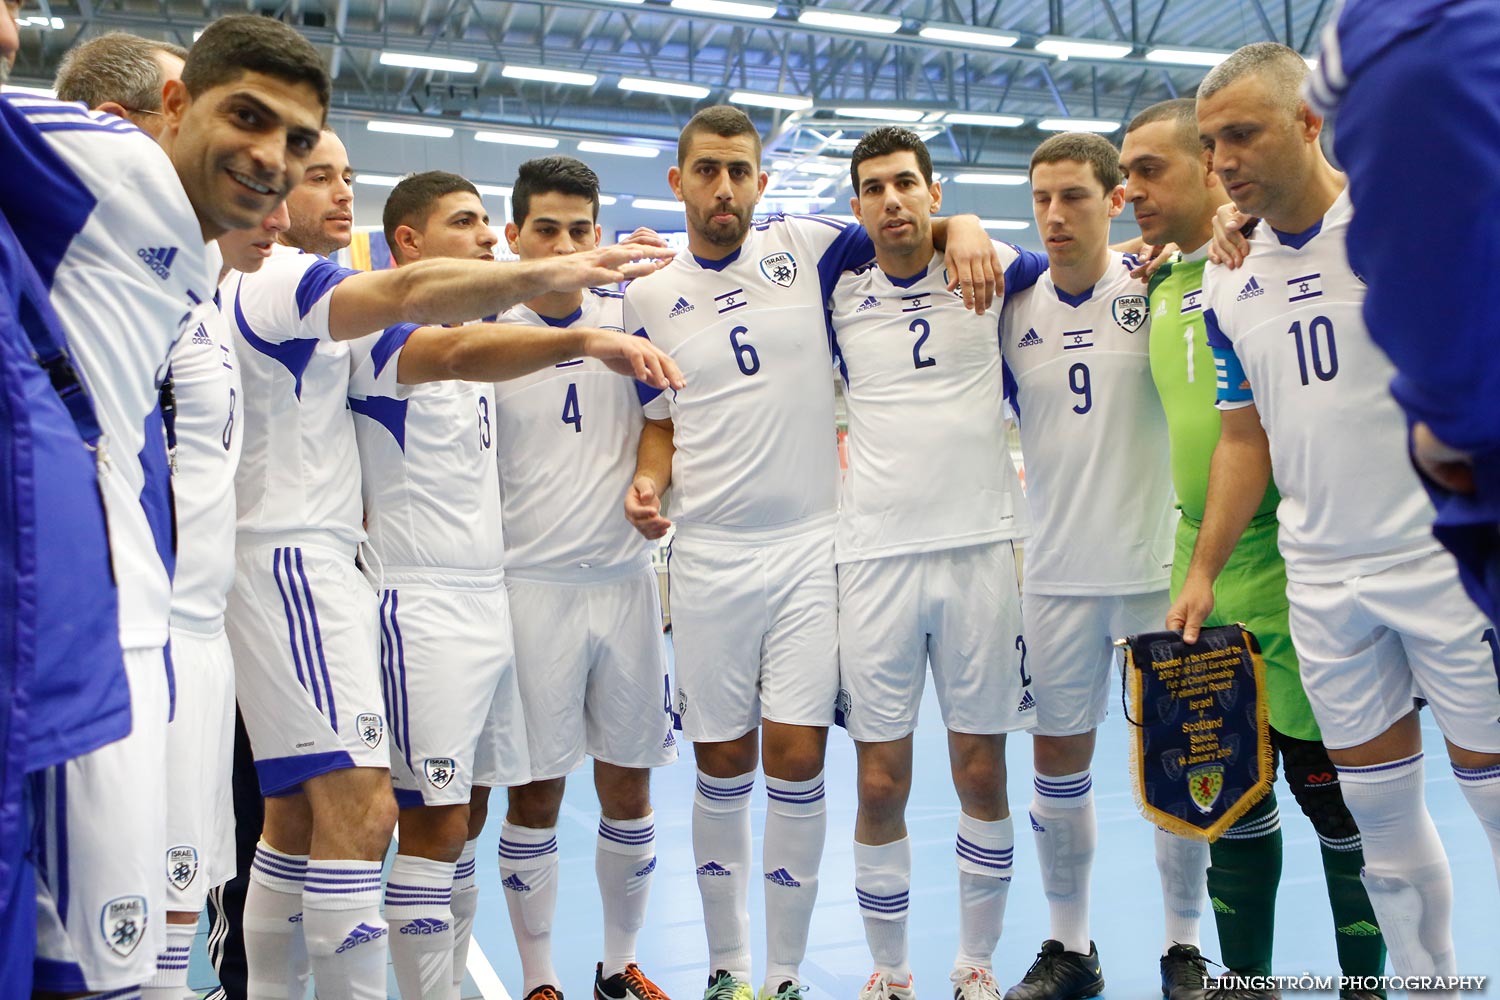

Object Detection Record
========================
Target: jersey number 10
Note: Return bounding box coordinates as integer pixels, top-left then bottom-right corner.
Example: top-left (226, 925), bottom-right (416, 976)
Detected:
top-left (1288, 316), bottom-right (1339, 385)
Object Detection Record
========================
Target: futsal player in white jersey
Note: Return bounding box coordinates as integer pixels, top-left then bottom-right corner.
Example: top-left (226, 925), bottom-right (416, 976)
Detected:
top-left (1, 15), bottom-right (330, 997)
top-left (625, 105), bottom-right (1001, 1000)
top-left (1172, 43), bottom-right (1500, 983)
top-left (826, 126), bottom-right (1047, 1000)
top-left (998, 133), bottom-right (1208, 1000)
top-left (226, 130), bottom-right (673, 1000)
top-left (488, 156), bottom-right (679, 1000)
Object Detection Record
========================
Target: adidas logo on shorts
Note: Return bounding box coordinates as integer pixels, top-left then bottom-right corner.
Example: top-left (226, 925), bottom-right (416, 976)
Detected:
top-left (334, 922), bottom-right (387, 953)
top-left (855, 295), bottom-right (880, 312)
top-left (696, 861), bottom-right (731, 877)
top-left (765, 867), bottom-right (802, 888)
top-left (1017, 328), bottom-right (1043, 348)
top-left (1236, 276), bottom-right (1265, 301)
top-left (1017, 690), bottom-right (1036, 712)
top-left (502, 873), bottom-right (532, 892)
top-left (669, 296), bottom-right (695, 318)
top-left (400, 918), bottom-right (451, 935)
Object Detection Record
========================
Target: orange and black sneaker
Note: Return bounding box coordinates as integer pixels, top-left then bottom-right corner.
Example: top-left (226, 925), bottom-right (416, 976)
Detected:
top-left (596, 962), bottom-right (673, 1000)
top-left (527, 986), bottom-right (566, 1000)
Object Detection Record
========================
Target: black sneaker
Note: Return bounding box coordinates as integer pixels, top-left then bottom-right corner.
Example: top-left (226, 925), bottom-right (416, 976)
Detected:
top-left (1003, 940), bottom-right (1105, 1000)
top-left (527, 987), bottom-right (566, 1000)
top-left (596, 963), bottom-right (672, 1000)
top-left (1160, 943), bottom-right (1208, 1000)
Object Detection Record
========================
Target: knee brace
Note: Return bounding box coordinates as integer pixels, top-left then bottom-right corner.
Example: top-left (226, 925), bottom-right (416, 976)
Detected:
top-left (1274, 728), bottom-right (1362, 846)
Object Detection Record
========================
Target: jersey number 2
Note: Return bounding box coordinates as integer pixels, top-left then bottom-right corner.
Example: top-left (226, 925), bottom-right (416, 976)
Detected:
top-left (561, 383), bottom-right (582, 433)
top-left (910, 318), bottom-right (936, 369)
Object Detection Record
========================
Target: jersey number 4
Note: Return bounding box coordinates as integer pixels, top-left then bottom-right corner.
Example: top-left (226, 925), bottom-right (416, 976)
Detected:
top-left (561, 383), bottom-right (582, 433)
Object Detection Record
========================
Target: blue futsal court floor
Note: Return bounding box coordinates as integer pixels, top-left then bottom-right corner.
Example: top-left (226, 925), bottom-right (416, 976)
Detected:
top-left (191, 656), bottom-right (1498, 999)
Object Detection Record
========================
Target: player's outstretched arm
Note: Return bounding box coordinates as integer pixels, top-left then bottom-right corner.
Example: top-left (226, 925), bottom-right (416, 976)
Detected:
top-left (626, 418), bottom-right (675, 540)
top-left (1167, 404), bottom-right (1273, 642)
top-left (931, 214), bottom-right (1001, 315)
top-left (324, 243), bottom-right (675, 341)
top-left (395, 324), bottom-right (683, 388)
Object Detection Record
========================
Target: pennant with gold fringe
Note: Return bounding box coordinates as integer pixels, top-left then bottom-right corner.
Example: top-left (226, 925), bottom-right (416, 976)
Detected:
top-left (1119, 624), bottom-right (1274, 842)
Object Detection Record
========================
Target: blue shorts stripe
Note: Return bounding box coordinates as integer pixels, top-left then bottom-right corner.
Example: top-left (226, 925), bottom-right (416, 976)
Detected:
top-left (293, 548), bottom-right (338, 730)
top-left (281, 548), bottom-right (323, 713)
top-left (378, 590), bottom-right (401, 755)
top-left (55, 767), bottom-right (69, 923)
top-left (271, 548), bottom-right (309, 693)
top-left (387, 590), bottom-right (413, 772)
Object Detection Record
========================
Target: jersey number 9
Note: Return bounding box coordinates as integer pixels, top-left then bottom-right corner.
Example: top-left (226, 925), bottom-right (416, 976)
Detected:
top-left (1068, 362), bottom-right (1092, 414)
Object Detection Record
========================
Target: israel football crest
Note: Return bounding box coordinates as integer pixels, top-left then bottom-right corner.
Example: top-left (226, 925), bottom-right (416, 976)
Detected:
top-left (167, 845), bottom-right (199, 892)
top-left (357, 713), bottom-right (383, 749)
top-left (101, 895), bottom-right (147, 957)
top-left (424, 757), bottom-right (457, 789)
top-left (1187, 764), bottom-right (1225, 813)
top-left (759, 251), bottom-right (797, 288)
top-left (1112, 294), bottom-right (1149, 333)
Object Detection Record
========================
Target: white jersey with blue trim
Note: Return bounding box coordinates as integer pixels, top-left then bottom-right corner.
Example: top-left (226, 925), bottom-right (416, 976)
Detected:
top-left (0, 96), bottom-right (216, 649)
top-left (830, 242), bottom-right (1041, 563)
top-left (1202, 189), bottom-right (1438, 583)
top-left (168, 260), bottom-right (244, 625)
top-left (1002, 254), bottom-right (1176, 595)
top-left (494, 289), bottom-right (653, 577)
top-left (625, 213), bottom-right (873, 535)
top-left (227, 243), bottom-right (366, 547)
top-left (346, 321), bottom-right (505, 582)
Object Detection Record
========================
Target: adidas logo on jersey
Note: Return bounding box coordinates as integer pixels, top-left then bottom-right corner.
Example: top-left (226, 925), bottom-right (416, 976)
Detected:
top-left (399, 918), bottom-right (451, 936)
top-left (855, 295), bottom-right (880, 313)
top-left (669, 296), bottom-right (695, 318)
top-left (137, 246), bottom-right (179, 280)
top-left (1017, 328), bottom-right (1043, 348)
top-left (696, 861), bottom-right (731, 877)
top-left (190, 325), bottom-right (213, 346)
top-left (1017, 690), bottom-right (1036, 712)
top-left (765, 867), bottom-right (802, 888)
top-left (1236, 275), bottom-right (1265, 301)
top-left (502, 873), bottom-right (532, 892)
top-left (334, 923), bottom-right (387, 953)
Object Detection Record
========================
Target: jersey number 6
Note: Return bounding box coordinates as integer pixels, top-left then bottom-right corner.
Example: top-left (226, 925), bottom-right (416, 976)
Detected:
top-left (730, 325), bottom-right (760, 376)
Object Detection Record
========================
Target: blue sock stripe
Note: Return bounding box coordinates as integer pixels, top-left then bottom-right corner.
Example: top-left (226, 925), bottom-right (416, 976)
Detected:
top-left (855, 888), bottom-right (910, 904)
top-left (956, 843), bottom-right (1014, 871)
top-left (252, 859), bottom-right (308, 883)
top-left (1337, 752), bottom-right (1423, 775)
top-left (455, 861), bottom-right (477, 874)
top-left (498, 837), bottom-right (558, 858)
top-left (383, 889), bottom-right (454, 902)
top-left (1453, 762), bottom-right (1500, 782)
top-left (766, 782), bottom-right (826, 803)
top-left (303, 874), bottom-right (383, 887)
top-left (696, 778), bottom-right (755, 800)
top-left (305, 863), bottom-right (382, 874)
top-left (385, 881), bottom-right (453, 891)
top-left (304, 884), bottom-right (383, 895)
top-left (598, 822), bottom-right (656, 844)
top-left (253, 848), bottom-right (307, 870)
top-left (1034, 775), bottom-right (1092, 796)
top-left (857, 898), bottom-right (910, 914)
top-left (955, 834), bottom-right (1014, 859)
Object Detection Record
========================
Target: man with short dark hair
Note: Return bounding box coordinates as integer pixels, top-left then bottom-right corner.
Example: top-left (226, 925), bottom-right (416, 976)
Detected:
top-left (53, 32), bottom-right (187, 129)
top-left (489, 154), bottom-right (679, 1000)
top-left (1122, 96), bottom-right (1386, 999)
top-left (829, 125), bottom-right (1045, 1000)
top-left (625, 104), bottom-right (999, 1000)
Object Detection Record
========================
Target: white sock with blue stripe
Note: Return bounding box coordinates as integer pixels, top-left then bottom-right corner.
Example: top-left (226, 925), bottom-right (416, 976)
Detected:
top-left (1154, 827), bottom-right (1208, 949)
top-left (302, 858), bottom-right (388, 1000)
top-left (1337, 753), bottom-right (1455, 976)
top-left (597, 812), bottom-right (657, 977)
top-left (1030, 770), bottom-right (1096, 955)
top-left (854, 836), bottom-right (911, 978)
top-left (385, 853), bottom-right (457, 1000)
top-left (141, 921), bottom-right (195, 998)
top-left (499, 822), bottom-right (561, 993)
top-left (450, 838), bottom-right (480, 997)
top-left (693, 770), bottom-right (754, 981)
top-left (1452, 761), bottom-right (1500, 882)
top-left (763, 771), bottom-right (827, 990)
top-left (955, 812), bottom-right (1013, 971)
top-left (244, 841), bottom-right (310, 1000)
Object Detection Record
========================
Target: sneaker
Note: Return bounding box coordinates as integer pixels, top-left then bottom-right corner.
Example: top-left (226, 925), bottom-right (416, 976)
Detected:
top-left (1160, 944), bottom-right (1208, 1000)
top-left (758, 981), bottom-right (807, 1000)
top-left (951, 967), bottom-right (1001, 1000)
top-left (704, 971), bottom-right (754, 1000)
top-left (1002, 940), bottom-right (1105, 1000)
top-left (861, 972), bottom-right (916, 1000)
top-left (597, 963), bottom-right (672, 1000)
top-left (527, 988), bottom-right (566, 1000)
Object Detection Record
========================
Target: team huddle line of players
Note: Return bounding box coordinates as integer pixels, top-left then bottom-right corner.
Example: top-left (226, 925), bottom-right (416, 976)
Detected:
top-left (1, 10), bottom-right (1498, 1000)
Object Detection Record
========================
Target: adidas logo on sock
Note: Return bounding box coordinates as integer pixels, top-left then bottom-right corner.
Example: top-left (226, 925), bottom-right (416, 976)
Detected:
top-left (765, 867), bottom-right (802, 888)
top-left (1337, 920), bottom-right (1381, 937)
top-left (399, 918), bottom-right (451, 935)
top-left (1017, 328), bottom-right (1043, 348)
top-left (1211, 897), bottom-right (1236, 915)
top-left (1236, 276), bottom-right (1264, 301)
top-left (1028, 811), bottom-right (1045, 833)
top-left (696, 861), bottom-right (731, 877)
top-left (1017, 690), bottom-right (1036, 712)
top-left (502, 873), bottom-right (532, 892)
top-left (136, 246), bottom-right (179, 280)
top-left (669, 296), bottom-right (695, 318)
top-left (635, 857), bottom-right (658, 878)
top-left (855, 295), bottom-right (880, 312)
top-left (334, 922), bottom-right (387, 953)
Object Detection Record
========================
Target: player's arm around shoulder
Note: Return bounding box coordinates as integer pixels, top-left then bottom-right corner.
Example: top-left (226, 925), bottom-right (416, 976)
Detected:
top-left (393, 321), bottom-right (682, 389)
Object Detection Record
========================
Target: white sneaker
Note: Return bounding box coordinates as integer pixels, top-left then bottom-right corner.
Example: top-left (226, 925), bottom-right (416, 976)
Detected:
top-left (861, 972), bottom-right (916, 1000)
top-left (949, 967), bottom-right (1000, 1000)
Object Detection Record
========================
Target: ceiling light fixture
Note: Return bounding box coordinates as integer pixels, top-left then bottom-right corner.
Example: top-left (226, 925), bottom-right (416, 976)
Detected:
top-left (918, 24), bottom-right (1019, 48)
top-left (1035, 36), bottom-right (1133, 60)
top-left (474, 130), bottom-right (560, 148)
top-left (502, 65), bottom-right (598, 86)
top-left (379, 51), bottom-right (478, 73)
top-left (833, 107), bottom-right (927, 123)
top-left (1144, 46), bottom-right (1231, 67)
top-left (367, 120), bottom-right (454, 138)
top-left (798, 9), bottom-right (902, 33)
top-left (618, 77), bottom-right (712, 99)
top-left (729, 90), bottom-right (814, 111)
top-left (944, 112), bottom-right (1026, 128)
top-left (669, 0), bottom-right (778, 19)
top-left (952, 171), bottom-right (1029, 185)
top-left (578, 140), bottom-right (662, 158)
top-left (631, 198), bottom-right (686, 212)
top-left (1036, 117), bottom-right (1120, 132)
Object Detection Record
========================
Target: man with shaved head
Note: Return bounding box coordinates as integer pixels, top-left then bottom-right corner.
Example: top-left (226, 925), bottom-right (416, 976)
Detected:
top-left (1122, 96), bottom-right (1384, 999)
top-left (1172, 41), bottom-right (1500, 987)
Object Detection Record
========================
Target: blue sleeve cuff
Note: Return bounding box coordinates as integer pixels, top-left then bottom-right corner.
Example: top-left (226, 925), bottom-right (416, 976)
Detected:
top-left (1212, 345), bottom-right (1254, 404)
top-left (294, 258), bottom-right (361, 319)
top-left (371, 322), bottom-right (420, 377)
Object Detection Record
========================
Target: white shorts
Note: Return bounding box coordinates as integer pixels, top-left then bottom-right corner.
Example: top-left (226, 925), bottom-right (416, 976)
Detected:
top-left (669, 524), bottom-right (840, 742)
top-left (226, 541), bottom-right (387, 796)
top-left (163, 622), bottom-right (237, 910)
top-left (838, 541), bottom-right (1033, 741)
top-left (34, 647), bottom-right (168, 993)
top-left (507, 566), bottom-right (677, 780)
top-left (1286, 547), bottom-right (1500, 752)
top-left (1022, 590), bottom-right (1171, 737)
top-left (380, 581), bottom-right (531, 806)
